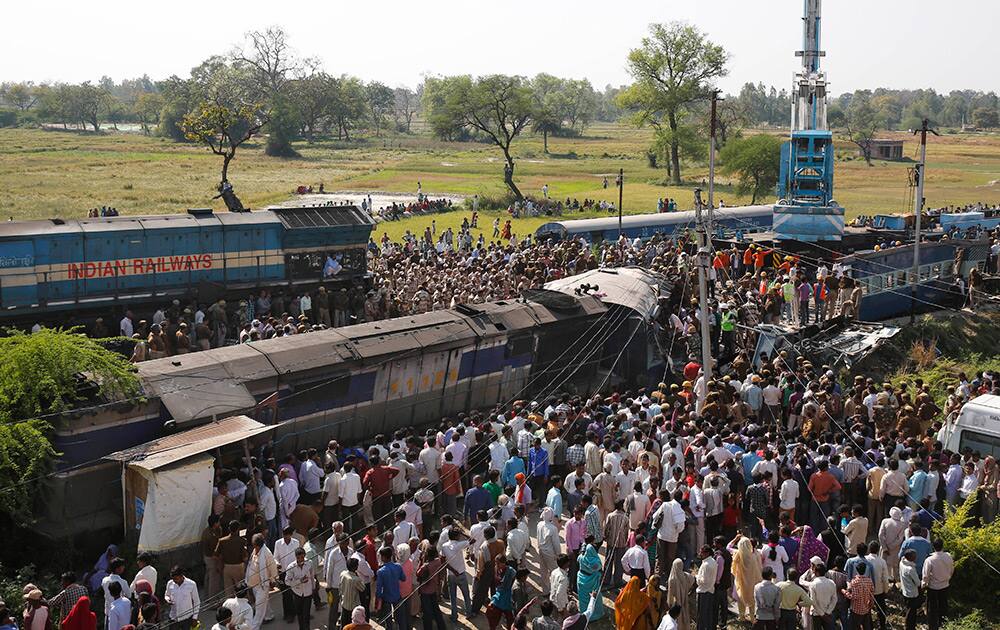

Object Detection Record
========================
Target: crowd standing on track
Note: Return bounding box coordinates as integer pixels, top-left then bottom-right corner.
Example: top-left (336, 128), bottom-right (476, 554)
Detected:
top-left (20, 365), bottom-right (998, 630)
top-left (25, 209), bottom-right (998, 630)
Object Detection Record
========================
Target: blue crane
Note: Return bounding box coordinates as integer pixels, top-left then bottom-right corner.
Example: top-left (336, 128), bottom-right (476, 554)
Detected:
top-left (774, 0), bottom-right (845, 242)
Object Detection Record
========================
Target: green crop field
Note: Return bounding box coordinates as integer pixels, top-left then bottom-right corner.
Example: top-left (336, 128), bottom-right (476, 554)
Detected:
top-left (2, 123), bottom-right (999, 243)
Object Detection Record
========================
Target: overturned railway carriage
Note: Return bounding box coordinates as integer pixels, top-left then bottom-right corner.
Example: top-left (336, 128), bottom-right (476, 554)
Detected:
top-left (43, 268), bottom-right (666, 540)
top-left (0, 205), bottom-right (374, 321)
top-left (534, 205), bottom-right (775, 243)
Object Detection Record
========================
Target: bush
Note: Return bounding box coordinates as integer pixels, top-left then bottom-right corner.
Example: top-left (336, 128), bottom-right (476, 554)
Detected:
top-left (933, 495), bottom-right (1000, 613)
top-left (0, 109), bottom-right (17, 128)
top-left (471, 191), bottom-right (518, 211)
top-left (942, 609), bottom-right (998, 630)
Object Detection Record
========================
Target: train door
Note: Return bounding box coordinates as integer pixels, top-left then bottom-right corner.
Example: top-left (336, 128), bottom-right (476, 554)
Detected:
top-left (0, 239), bottom-right (37, 309)
top-left (412, 350), bottom-right (450, 423)
top-left (82, 231), bottom-right (116, 296)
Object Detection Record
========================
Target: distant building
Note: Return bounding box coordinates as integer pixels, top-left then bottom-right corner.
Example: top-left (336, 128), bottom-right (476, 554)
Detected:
top-left (859, 139), bottom-right (904, 160)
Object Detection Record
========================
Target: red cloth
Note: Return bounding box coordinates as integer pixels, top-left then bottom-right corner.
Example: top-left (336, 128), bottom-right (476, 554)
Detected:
top-left (61, 597), bottom-right (96, 630)
top-left (441, 462), bottom-right (463, 496)
top-left (683, 362), bottom-right (701, 382)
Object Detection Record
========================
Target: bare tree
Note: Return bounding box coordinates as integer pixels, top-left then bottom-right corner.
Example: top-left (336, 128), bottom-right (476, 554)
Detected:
top-left (393, 87), bottom-right (419, 133)
top-left (233, 26), bottom-right (300, 95)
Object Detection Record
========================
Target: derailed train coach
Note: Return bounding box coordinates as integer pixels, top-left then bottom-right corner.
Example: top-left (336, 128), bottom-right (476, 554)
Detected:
top-left (41, 267), bottom-right (668, 540)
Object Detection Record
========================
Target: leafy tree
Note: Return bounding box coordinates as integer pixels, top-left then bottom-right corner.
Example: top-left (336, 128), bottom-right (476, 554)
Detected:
top-left (134, 92), bottom-right (163, 135)
top-left (328, 75), bottom-right (367, 140)
top-left (421, 75), bottom-right (473, 141)
top-left (364, 82), bottom-right (394, 137)
top-left (291, 71), bottom-right (334, 141)
top-left (620, 22), bottom-right (729, 185)
top-left (720, 134), bottom-right (782, 203)
top-left (0, 329), bottom-right (140, 525)
top-left (0, 82), bottom-right (38, 111)
top-left (843, 94), bottom-right (881, 166)
top-left (434, 75), bottom-right (533, 199)
top-left (181, 100), bottom-right (268, 184)
top-left (934, 496), bottom-right (1000, 611)
top-left (559, 79), bottom-right (598, 133)
top-left (531, 73), bottom-right (565, 153)
top-left (972, 106), bottom-right (999, 129)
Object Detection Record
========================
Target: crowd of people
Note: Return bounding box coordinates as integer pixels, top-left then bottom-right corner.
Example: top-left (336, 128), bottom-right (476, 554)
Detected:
top-left (24, 349), bottom-right (997, 630)
top-left (20, 208), bottom-right (1000, 630)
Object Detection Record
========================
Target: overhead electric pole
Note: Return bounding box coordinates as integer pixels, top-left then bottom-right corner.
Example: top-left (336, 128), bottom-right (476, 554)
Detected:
top-left (707, 90), bottom-right (722, 236)
top-left (695, 192), bottom-right (713, 384)
top-left (617, 168), bottom-right (624, 239)
top-left (910, 118), bottom-right (938, 322)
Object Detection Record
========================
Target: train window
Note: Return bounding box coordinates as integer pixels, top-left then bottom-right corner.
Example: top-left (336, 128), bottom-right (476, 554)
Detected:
top-left (286, 248), bottom-right (367, 281)
top-left (931, 263), bottom-right (941, 277)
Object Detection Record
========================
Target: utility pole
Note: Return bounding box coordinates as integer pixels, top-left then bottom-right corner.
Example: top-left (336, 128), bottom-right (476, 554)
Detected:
top-left (695, 192), bottom-right (713, 384)
top-left (617, 168), bottom-right (624, 239)
top-left (707, 90), bottom-right (722, 236)
top-left (910, 118), bottom-right (938, 322)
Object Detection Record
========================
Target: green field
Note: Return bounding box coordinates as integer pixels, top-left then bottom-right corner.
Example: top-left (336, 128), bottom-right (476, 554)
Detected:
top-left (2, 123), bottom-right (999, 242)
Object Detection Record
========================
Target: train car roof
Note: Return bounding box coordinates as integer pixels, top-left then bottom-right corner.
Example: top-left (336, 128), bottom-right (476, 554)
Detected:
top-left (535, 204), bottom-right (774, 236)
top-left (137, 343), bottom-right (277, 424)
top-left (544, 267), bottom-right (667, 320)
top-left (0, 209), bottom-right (284, 238)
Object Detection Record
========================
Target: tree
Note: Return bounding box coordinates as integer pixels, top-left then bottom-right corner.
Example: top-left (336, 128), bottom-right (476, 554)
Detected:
top-left (0, 82), bottom-right (38, 111)
top-left (843, 94), bottom-right (880, 166)
top-left (234, 27), bottom-right (301, 156)
top-left (69, 82), bottom-right (110, 132)
top-left (0, 328), bottom-right (140, 525)
top-left (620, 22), bottom-right (729, 184)
top-left (328, 75), bottom-right (367, 140)
top-left (134, 92), bottom-right (163, 135)
top-left (972, 106), bottom-right (999, 129)
top-left (720, 134), bottom-right (782, 204)
top-left (393, 87), bottom-right (419, 133)
top-left (436, 75), bottom-right (533, 199)
top-left (364, 82), bottom-right (394, 137)
top-left (181, 100), bottom-right (268, 184)
top-left (560, 79), bottom-right (598, 133)
top-left (421, 75), bottom-right (473, 141)
top-left (291, 71), bottom-right (334, 141)
top-left (531, 74), bottom-right (565, 153)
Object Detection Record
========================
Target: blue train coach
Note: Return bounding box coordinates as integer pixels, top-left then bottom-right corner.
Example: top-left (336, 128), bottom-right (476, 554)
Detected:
top-left (0, 205), bottom-right (375, 319)
top-left (535, 205), bottom-right (774, 243)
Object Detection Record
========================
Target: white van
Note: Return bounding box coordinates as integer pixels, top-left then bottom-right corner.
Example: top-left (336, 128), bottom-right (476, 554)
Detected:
top-left (938, 394), bottom-right (1000, 458)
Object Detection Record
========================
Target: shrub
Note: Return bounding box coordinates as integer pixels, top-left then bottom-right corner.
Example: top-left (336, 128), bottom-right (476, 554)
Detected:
top-left (933, 495), bottom-right (1000, 613)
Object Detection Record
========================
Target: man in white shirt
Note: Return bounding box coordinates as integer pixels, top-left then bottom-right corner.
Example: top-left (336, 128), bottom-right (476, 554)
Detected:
top-left (419, 441), bottom-right (442, 485)
top-left (653, 491), bottom-right (686, 579)
top-left (802, 561), bottom-right (837, 628)
top-left (488, 437), bottom-right (510, 473)
top-left (549, 555), bottom-right (572, 614)
top-left (298, 451), bottom-right (323, 504)
top-left (129, 552), bottom-right (158, 593)
top-left (277, 470), bottom-right (299, 530)
top-left (101, 558), bottom-right (131, 618)
top-left (440, 529), bottom-right (472, 621)
top-left (622, 535), bottom-right (652, 585)
top-left (324, 535), bottom-right (350, 627)
top-left (320, 466), bottom-right (341, 527)
top-left (695, 545), bottom-right (718, 629)
top-left (245, 534), bottom-right (278, 630)
top-left (563, 463), bottom-right (593, 495)
top-left (119, 311), bottom-right (133, 338)
top-left (273, 527), bottom-right (301, 623)
top-left (105, 582), bottom-right (131, 630)
top-left (222, 584), bottom-right (254, 630)
top-left (338, 463), bottom-right (363, 533)
top-left (779, 468), bottom-right (800, 521)
top-left (164, 567), bottom-right (200, 629)
top-left (284, 548), bottom-right (314, 630)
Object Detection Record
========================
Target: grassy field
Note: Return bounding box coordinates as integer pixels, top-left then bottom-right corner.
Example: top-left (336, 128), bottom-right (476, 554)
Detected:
top-left (2, 123), bottom-right (999, 242)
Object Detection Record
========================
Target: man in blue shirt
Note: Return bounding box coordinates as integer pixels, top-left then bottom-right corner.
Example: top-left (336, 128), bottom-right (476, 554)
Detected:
top-left (463, 475), bottom-right (493, 523)
top-left (899, 524), bottom-right (933, 579)
top-left (528, 438), bottom-right (550, 506)
top-left (375, 547), bottom-right (408, 630)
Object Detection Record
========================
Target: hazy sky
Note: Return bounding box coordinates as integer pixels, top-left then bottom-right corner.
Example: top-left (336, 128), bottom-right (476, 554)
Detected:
top-left (5, 0), bottom-right (998, 95)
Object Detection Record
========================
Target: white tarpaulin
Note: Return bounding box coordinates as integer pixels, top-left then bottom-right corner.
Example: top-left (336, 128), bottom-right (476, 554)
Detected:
top-left (136, 454), bottom-right (214, 553)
